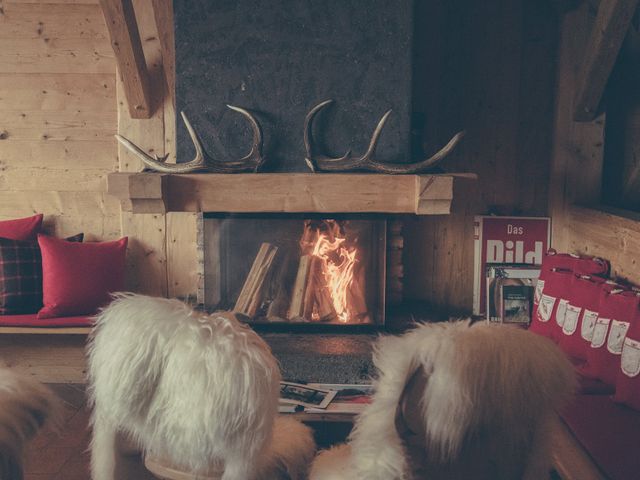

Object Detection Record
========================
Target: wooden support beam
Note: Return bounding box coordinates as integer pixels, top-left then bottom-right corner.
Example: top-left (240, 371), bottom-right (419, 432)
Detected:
top-left (99, 0), bottom-right (152, 119)
top-left (150, 0), bottom-right (175, 102)
top-left (573, 0), bottom-right (639, 121)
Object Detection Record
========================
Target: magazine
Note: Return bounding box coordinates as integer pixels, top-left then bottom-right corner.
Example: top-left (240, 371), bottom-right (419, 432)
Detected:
top-left (279, 381), bottom-right (337, 409)
top-left (486, 264), bottom-right (540, 324)
top-left (473, 216), bottom-right (550, 315)
top-left (304, 383), bottom-right (373, 414)
top-left (278, 383), bottom-right (373, 414)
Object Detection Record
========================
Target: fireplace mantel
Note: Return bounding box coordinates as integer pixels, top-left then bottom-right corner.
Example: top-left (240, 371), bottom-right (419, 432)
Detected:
top-left (107, 172), bottom-right (475, 215)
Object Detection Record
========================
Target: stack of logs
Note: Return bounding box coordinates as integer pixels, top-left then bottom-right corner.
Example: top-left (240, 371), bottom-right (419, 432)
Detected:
top-left (233, 220), bottom-right (370, 323)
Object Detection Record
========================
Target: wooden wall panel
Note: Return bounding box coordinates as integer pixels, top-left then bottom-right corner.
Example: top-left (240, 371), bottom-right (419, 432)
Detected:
top-left (565, 206), bottom-right (640, 283)
top-left (405, 0), bottom-right (558, 313)
top-left (0, 74), bottom-right (115, 111)
top-left (0, 3), bottom-right (108, 40)
top-left (166, 212), bottom-right (198, 300)
top-left (548, 4), bottom-right (640, 288)
top-left (548, 4), bottom-right (606, 254)
top-left (0, 0), bottom-right (119, 244)
top-left (115, 0), bottom-right (170, 296)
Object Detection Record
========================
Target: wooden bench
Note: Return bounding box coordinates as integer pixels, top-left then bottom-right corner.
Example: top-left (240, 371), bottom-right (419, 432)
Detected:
top-left (551, 419), bottom-right (607, 480)
top-left (0, 317), bottom-right (91, 383)
top-left (0, 326), bottom-right (91, 335)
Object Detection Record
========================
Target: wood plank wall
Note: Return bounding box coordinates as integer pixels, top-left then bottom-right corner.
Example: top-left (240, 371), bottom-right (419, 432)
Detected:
top-left (404, 0), bottom-right (559, 314)
top-left (549, 3), bottom-right (640, 287)
top-left (0, 0), bottom-right (120, 240)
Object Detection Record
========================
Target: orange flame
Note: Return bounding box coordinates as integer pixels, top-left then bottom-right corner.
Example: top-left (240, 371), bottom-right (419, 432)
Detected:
top-left (303, 220), bottom-right (358, 323)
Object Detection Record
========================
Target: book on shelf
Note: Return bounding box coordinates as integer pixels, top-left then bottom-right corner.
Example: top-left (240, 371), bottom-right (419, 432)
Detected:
top-left (473, 216), bottom-right (550, 316)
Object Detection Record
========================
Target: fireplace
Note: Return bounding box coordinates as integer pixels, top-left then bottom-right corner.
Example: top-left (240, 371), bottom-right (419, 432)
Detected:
top-left (198, 214), bottom-right (387, 329)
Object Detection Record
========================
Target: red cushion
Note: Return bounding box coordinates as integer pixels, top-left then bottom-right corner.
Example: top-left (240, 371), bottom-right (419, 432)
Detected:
top-left (0, 314), bottom-right (92, 327)
top-left (615, 310), bottom-right (640, 410)
top-left (532, 251), bottom-right (610, 334)
top-left (37, 235), bottom-right (127, 318)
top-left (558, 275), bottom-right (608, 362)
top-left (561, 394), bottom-right (640, 480)
top-left (582, 290), bottom-right (639, 388)
top-left (530, 268), bottom-right (574, 342)
top-left (538, 250), bottom-right (610, 277)
top-left (0, 214), bottom-right (43, 241)
top-left (577, 373), bottom-right (616, 395)
top-left (0, 237), bottom-right (43, 315)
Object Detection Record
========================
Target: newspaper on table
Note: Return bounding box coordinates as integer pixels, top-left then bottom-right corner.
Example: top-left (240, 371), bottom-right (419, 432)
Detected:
top-left (278, 382), bottom-right (373, 414)
top-left (279, 381), bottom-right (337, 409)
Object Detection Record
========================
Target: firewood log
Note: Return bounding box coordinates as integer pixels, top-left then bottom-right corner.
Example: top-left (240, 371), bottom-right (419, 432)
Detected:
top-left (234, 242), bottom-right (278, 317)
top-left (288, 255), bottom-right (312, 320)
top-left (266, 254), bottom-right (293, 322)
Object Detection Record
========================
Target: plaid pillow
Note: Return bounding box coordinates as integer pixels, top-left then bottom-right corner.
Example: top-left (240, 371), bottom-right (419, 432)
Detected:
top-left (0, 237), bottom-right (43, 314)
top-left (0, 233), bottom-right (83, 314)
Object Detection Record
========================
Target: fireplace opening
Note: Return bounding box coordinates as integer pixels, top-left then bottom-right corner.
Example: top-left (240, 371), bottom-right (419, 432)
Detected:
top-left (199, 214), bottom-right (387, 329)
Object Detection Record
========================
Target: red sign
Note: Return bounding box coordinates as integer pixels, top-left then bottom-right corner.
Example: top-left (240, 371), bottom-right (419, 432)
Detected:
top-left (474, 216), bottom-right (550, 315)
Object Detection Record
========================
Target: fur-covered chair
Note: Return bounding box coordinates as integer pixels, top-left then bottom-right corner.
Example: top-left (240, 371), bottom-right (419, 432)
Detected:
top-left (310, 319), bottom-right (577, 480)
top-left (0, 367), bottom-right (61, 480)
top-left (88, 294), bottom-right (316, 480)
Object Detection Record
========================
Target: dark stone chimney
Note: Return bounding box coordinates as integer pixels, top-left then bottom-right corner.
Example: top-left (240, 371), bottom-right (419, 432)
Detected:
top-left (174, 0), bottom-right (413, 172)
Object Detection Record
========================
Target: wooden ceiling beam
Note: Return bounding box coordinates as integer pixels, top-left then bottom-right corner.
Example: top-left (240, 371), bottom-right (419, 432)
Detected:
top-left (573, 0), bottom-right (639, 122)
top-left (99, 0), bottom-right (152, 119)
top-left (150, 0), bottom-right (175, 102)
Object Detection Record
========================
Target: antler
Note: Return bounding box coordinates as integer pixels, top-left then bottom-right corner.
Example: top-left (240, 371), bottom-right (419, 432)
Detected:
top-left (115, 105), bottom-right (265, 173)
top-left (304, 99), bottom-right (465, 174)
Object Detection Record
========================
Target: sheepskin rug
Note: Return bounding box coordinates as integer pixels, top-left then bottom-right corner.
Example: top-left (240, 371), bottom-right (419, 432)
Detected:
top-left (310, 319), bottom-right (576, 480)
top-left (88, 293), bottom-right (315, 480)
top-left (0, 367), bottom-right (61, 479)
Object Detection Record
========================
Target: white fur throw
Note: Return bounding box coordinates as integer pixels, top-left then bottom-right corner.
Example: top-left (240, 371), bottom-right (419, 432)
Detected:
top-left (0, 367), bottom-right (61, 479)
top-left (88, 293), bottom-right (314, 480)
top-left (310, 319), bottom-right (576, 480)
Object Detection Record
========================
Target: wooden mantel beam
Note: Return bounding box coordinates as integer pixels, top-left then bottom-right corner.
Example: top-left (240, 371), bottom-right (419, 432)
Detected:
top-left (99, 0), bottom-right (153, 119)
top-left (107, 172), bottom-right (477, 216)
top-left (573, 0), bottom-right (639, 122)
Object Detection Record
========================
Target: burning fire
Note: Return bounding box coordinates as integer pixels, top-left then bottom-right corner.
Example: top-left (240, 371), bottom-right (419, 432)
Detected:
top-left (301, 220), bottom-right (366, 323)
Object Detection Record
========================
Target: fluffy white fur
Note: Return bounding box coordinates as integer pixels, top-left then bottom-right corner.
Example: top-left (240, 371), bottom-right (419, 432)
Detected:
top-left (0, 367), bottom-right (61, 480)
top-left (310, 319), bottom-right (576, 480)
top-left (88, 293), bottom-right (314, 480)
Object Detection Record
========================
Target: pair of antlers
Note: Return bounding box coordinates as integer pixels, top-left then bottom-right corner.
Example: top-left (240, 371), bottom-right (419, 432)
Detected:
top-left (116, 105), bottom-right (264, 174)
top-left (305, 100), bottom-right (465, 174)
top-left (116, 100), bottom-right (464, 174)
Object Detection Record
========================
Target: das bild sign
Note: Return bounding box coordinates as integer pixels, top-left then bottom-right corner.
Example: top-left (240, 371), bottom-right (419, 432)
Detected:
top-left (473, 216), bottom-right (550, 315)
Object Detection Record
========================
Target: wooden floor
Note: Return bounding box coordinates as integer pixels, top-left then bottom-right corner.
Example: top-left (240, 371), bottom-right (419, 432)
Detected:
top-left (24, 384), bottom-right (352, 479)
top-left (24, 384), bottom-right (154, 480)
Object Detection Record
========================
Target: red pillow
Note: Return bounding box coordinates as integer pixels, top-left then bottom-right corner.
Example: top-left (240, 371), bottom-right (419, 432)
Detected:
top-left (0, 214), bottom-right (43, 241)
top-left (37, 235), bottom-right (128, 318)
top-left (529, 268), bottom-right (574, 342)
top-left (558, 275), bottom-right (608, 363)
top-left (615, 306), bottom-right (640, 410)
top-left (532, 251), bottom-right (609, 339)
top-left (582, 289), bottom-right (639, 388)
